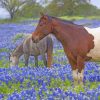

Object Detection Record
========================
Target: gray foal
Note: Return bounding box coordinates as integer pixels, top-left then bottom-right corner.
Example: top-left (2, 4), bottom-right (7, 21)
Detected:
top-left (10, 34), bottom-right (53, 67)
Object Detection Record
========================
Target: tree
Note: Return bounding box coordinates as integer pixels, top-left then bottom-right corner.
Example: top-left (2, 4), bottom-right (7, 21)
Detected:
top-left (45, 0), bottom-right (91, 16)
top-left (74, 3), bottom-right (100, 16)
top-left (20, 2), bottom-right (43, 18)
top-left (0, 0), bottom-right (27, 19)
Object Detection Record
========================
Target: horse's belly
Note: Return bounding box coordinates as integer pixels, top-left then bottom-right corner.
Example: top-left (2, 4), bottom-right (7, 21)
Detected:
top-left (85, 27), bottom-right (100, 61)
top-left (30, 49), bottom-right (40, 56)
top-left (87, 47), bottom-right (100, 61)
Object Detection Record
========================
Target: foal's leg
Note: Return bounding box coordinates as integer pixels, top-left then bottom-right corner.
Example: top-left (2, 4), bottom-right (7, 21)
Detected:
top-left (34, 56), bottom-right (38, 67)
top-left (77, 56), bottom-right (85, 85)
top-left (47, 39), bottom-right (53, 68)
top-left (24, 54), bottom-right (29, 66)
top-left (42, 54), bottom-right (47, 67)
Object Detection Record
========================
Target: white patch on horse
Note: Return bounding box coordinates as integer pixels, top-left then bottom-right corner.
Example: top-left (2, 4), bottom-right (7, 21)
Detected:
top-left (78, 69), bottom-right (84, 81)
top-left (85, 27), bottom-right (100, 60)
top-left (72, 69), bottom-right (78, 80)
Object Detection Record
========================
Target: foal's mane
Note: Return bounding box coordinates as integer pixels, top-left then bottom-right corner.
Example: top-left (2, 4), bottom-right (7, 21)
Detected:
top-left (11, 43), bottom-right (23, 56)
top-left (11, 46), bottom-right (19, 56)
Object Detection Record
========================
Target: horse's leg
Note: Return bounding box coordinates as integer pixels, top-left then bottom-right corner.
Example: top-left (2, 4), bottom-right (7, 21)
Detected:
top-left (63, 47), bottom-right (78, 86)
top-left (42, 54), bottom-right (47, 67)
top-left (24, 54), bottom-right (29, 66)
top-left (78, 69), bottom-right (84, 85)
top-left (68, 58), bottom-right (78, 86)
top-left (34, 56), bottom-right (38, 67)
top-left (77, 56), bottom-right (85, 85)
top-left (47, 38), bottom-right (53, 68)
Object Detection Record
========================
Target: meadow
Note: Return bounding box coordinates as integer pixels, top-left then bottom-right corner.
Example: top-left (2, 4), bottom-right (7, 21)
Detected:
top-left (0, 18), bottom-right (100, 100)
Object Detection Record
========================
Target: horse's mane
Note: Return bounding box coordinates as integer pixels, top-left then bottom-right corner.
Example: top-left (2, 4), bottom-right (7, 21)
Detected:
top-left (49, 16), bottom-right (84, 27)
top-left (49, 16), bottom-right (74, 24)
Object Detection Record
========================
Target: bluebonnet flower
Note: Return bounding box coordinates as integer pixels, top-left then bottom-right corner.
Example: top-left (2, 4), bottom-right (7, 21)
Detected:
top-left (0, 20), bottom-right (100, 99)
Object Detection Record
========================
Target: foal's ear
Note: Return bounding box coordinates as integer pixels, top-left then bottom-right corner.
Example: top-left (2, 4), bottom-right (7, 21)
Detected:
top-left (8, 53), bottom-right (11, 61)
top-left (8, 53), bottom-right (10, 56)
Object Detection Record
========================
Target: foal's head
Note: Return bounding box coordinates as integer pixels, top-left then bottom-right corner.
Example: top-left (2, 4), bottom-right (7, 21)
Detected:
top-left (9, 53), bottom-right (19, 67)
top-left (32, 14), bottom-right (53, 43)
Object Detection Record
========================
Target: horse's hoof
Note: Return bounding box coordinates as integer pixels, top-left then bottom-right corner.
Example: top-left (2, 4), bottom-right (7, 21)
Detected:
top-left (73, 80), bottom-right (78, 86)
top-left (78, 80), bottom-right (84, 87)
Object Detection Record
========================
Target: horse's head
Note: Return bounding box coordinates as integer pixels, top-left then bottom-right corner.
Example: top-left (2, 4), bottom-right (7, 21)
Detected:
top-left (32, 13), bottom-right (53, 43)
top-left (9, 53), bottom-right (19, 67)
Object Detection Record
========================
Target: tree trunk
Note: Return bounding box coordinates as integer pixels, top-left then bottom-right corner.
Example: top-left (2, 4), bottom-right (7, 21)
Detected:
top-left (10, 12), bottom-right (14, 20)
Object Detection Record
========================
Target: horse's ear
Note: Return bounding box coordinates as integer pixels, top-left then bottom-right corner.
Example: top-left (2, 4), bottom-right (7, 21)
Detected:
top-left (40, 12), bottom-right (49, 21)
top-left (40, 12), bottom-right (44, 17)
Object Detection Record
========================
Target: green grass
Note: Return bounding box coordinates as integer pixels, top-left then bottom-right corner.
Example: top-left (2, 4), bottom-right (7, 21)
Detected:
top-left (0, 74), bottom-right (100, 98)
top-left (0, 79), bottom-right (35, 99)
top-left (60, 16), bottom-right (84, 20)
top-left (98, 96), bottom-right (100, 100)
top-left (0, 48), bottom-right (100, 97)
top-left (0, 55), bottom-right (100, 97)
top-left (0, 56), bottom-right (46, 68)
top-left (0, 77), bottom-right (100, 98)
top-left (0, 82), bottom-right (21, 94)
top-left (0, 17), bottom-right (37, 24)
top-left (31, 22), bottom-right (38, 26)
top-left (60, 16), bottom-right (100, 20)
top-left (85, 81), bottom-right (100, 90)
top-left (48, 78), bottom-right (72, 91)
top-left (53, 49), bottom-right (68, 65)
top-left (0, 16), bottom-right (100, 24)
top-left (0, 48), bottom-right (9, 53)
top-left (0, 18), bottom-right (22, 24)
top-left (0, 57), bottom-right (9, 68)
top-left (12, 33), bottom-right (26, 43)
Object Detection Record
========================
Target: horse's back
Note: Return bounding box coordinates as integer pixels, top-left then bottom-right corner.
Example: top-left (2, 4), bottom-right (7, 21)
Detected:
top-left (85, 27), bottom-right (100, 61)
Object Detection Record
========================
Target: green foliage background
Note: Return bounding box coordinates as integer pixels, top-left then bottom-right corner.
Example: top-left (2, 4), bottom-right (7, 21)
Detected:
top-left (0, 0), bottom-right (100, 21)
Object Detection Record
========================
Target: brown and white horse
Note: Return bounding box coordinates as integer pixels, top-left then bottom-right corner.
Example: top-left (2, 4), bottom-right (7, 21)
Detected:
top-left (32, 14), bottom-right (96, 85)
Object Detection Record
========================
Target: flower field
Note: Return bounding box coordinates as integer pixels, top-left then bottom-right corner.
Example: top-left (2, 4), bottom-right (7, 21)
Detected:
top-left (0, 19), bottom-right (100, 100)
